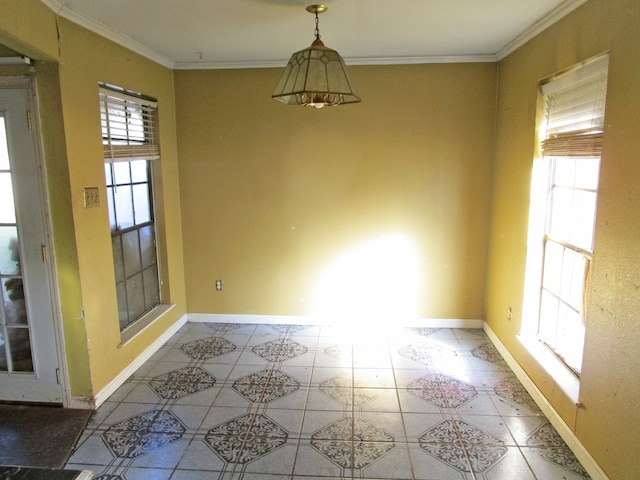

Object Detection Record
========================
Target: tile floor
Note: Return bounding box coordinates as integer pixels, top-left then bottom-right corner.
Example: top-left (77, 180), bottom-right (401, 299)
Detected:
top-left (66, 322), bottom-right (591, 479)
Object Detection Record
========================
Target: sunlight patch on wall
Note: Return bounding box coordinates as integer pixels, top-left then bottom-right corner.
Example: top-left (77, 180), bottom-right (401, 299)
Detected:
top-left (310, 233), bottom-right (422, 337)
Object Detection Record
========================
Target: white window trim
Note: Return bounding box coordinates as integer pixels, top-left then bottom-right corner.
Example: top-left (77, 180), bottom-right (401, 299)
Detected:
top-left (520, 52), bottom-right (609, 400)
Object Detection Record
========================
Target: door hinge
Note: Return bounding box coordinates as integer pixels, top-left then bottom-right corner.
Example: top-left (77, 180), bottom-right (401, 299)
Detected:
top-left (27, 110), bottom-right (33, 130)
top-left (55, 368), bottom-right (61, 385)
top-left (41, 244), bottom-right (47, 263)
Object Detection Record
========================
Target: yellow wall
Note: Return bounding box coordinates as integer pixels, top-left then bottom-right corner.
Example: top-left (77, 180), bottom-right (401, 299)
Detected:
top-left (3, 0), bottom-right (639, 475)
top-left (485, 0), bottom-right (640, 478)
top-left (0, 0), bottom-right (187, 398)
top-left (175, 64), bottom-right (496, 320)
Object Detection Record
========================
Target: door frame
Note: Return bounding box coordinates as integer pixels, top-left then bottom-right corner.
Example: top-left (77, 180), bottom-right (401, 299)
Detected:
top-left (0, 74), bottom-right (70, 406)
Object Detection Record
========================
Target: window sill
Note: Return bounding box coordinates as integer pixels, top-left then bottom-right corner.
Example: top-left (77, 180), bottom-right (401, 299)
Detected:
top-left (119, 303), bottom-right (176, 348)
top-left (517, 334), bottom-right (580, 404)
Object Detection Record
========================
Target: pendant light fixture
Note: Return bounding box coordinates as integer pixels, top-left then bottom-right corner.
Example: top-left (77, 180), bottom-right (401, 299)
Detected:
top-left (272, 4), bottom-right (360, 108)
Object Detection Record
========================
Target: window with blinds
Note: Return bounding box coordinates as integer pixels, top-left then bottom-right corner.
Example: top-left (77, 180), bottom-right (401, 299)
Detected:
top-left (536, 54), bottom-right (608, 376)
top-left (100, 85), bottom-right (162, 332)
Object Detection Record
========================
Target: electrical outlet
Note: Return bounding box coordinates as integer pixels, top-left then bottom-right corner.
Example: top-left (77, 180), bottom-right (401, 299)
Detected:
top-left (215, 280), bottom-right (223, 291)
top-left (83, 187), bottom-right (100, 208)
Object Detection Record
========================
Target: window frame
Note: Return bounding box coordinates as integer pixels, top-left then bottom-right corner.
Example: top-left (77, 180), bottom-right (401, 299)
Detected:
top-left (99, 84), bottom-right (168, 338)
top-left (531, 54), bottom-right (609, 378)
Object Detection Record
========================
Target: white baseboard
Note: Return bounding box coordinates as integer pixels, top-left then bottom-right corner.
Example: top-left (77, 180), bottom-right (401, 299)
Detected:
top-left (483, 322), bottom-right (609, 480)
top-left (89, 314), bottom-right (188, 409)
top-left (187, 313), bottom-right (483, 329)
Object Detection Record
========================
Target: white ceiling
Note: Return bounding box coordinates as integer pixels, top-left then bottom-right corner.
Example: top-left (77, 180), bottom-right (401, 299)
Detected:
top-left (41, 0), bottom-right (587, 69)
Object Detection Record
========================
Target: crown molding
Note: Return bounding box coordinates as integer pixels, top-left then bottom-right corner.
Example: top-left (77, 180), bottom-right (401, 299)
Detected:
top-left (496, 0), bottom-right (590, 60)
top-left (174, 53), bottom-right (498, 70)
top-left (40, 0), bottom-right (175, 69)
top-left (41, 0), bottom-right (588, 70)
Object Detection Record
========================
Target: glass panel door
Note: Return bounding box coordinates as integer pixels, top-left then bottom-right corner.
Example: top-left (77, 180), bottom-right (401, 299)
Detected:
top-left (0, 82), bottom-right (61, 403)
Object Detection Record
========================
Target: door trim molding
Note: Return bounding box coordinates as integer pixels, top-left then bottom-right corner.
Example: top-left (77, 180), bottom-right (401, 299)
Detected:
top-left (0, 75), bottom-right (67, 404)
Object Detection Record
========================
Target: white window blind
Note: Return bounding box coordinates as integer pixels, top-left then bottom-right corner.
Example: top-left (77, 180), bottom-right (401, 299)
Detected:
top-left (99, 86), bottom-right (159, 162)
top-left (540, 55), bottom-right (608, 158)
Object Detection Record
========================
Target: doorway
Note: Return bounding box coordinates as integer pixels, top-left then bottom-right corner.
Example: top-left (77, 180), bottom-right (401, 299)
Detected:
top-left (0, 77), bottom-right (63, 403)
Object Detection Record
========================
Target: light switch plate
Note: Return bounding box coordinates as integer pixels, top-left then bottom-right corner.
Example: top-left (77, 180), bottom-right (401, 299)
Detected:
top-left (83, 187), bottom-right (100, 208)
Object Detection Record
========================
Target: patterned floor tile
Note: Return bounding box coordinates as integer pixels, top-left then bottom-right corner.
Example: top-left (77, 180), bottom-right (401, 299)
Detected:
top-left (269, 324), bottom-right (309, 333)
top-left (63, 322), bottom-right (592, 480)
top-left (311, 417), bottom-right (395, 469)
top-left (232, 369), bottom-right (300, 403)
top-left (418, 419), bottom-right (507, 473)
top-left (205, 413), bottom-right (288, 464)
top-left (324, 343), bottom-right (351, 360)
top-left (148, 366), bottom-right (217, 399)
top-left (493, 374), bottom-right (541, 413)
top-left (319, 375), bottom-right (377, 406)
top-left (471, 342), bottom-right (509, 367)
top-left (251, 338), bottom-right (308, 362)
top-left (180, 336), bottom-right (237, 360)
top-left (398, 341), bottom-right (457, 365)
top-left (103, 409), bottom-right (186, 459)
top-left (407, 373), bottom-right (478, 408)
top-left (527, 422), bottom-right (590, 478)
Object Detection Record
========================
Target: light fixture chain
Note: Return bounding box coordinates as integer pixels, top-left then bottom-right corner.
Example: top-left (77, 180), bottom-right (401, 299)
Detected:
top-left (314, 11), bottom-right (320, 40)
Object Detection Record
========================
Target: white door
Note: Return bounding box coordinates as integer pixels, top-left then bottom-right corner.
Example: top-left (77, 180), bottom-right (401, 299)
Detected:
top-left (0, 81), bottom-right (62, 403)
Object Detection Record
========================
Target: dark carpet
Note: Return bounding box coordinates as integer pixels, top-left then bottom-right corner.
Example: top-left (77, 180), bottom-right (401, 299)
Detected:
top-left (0, 404), bottom-right (91, 469)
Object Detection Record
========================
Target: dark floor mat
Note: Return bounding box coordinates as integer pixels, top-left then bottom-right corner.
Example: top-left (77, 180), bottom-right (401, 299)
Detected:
top-left (0, 404), bottom-right (92, 469)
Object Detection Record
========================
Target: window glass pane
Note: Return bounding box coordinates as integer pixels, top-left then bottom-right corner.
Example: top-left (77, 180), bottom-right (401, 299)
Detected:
top-left (565, 251), bottom-right (587, 311)
top-left (106, 187), bottom-right (116, 230)
top-left (122, 230), bottom-right (141, 277)
top-left (553, 158), bottom-right (575, 188)
top-left (574, 157), bottom-right (600, 190)
top-left (0, 332), bottom-right (7, 371)
top-left (0, 117), bottom-right (9, 170)
top-left (572, 190), bottom-right (597, 250)
top-left (112, 236), bottom-right (125, 282)
top-left (114, 185), bottom-right (134, 230)
top-left (140, 225), bottom-right (156, 269)
top-left (2, 278), bottom-right (26, 325)
top-left (0, 227), bottom-right (20, 275)
top-left (548, 186), bottom-right (573, 241)
top-left (126, 273), bottom-right (145, 321)
top-left (539, 291), bottom-right (558, 344)
top-left (542, 241), bottom-right (563, 295)
top-left (116, 281), bottom-right (128, 330)
top-left (104, 163), bottom-right (114, 187)
top-left (9, 327), bottom-right (33, 372)
top-left (133, 184), bottom-right (151, 225)
top-left (130, 160), bottom-right (148, 183)
top-left (113, 161), bottom-right (131, 185)
top-left (143, 266), bottom-right (160, 309)
top-left (0, 172), bottom-right (16, 224)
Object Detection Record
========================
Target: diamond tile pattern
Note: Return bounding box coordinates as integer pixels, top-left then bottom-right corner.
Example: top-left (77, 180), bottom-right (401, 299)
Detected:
top-left (398, 341), bottom-right (457, 364)
top-left (528, 423), bottom-right (590, 476)
top-left (251, 338), bottom-right (308, 362)
top-left (407, 373), bottom-right (478, 408)
top-left (103, 410), bottom-right (186, 458)
top-left (180, 336), bottom-right (236, 359)
top-left (494, 374), bottom-right (541, 413)
top-left (66, 324), bottom-right (592, 480)
top-left (319, 375), bottom-right (377, 406)
top-left (311, 418), bottom-right (395, 468)
top-left (472, 342), bottom-right (508, 366)
top-left (205, 413), bottom-right (288, 463)
top-left (149, 366), bottom-right (216, 399)
top-left (419, 419), bottom-right (507, 472)
top-left (232, 369), bottom-right (300, 403)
